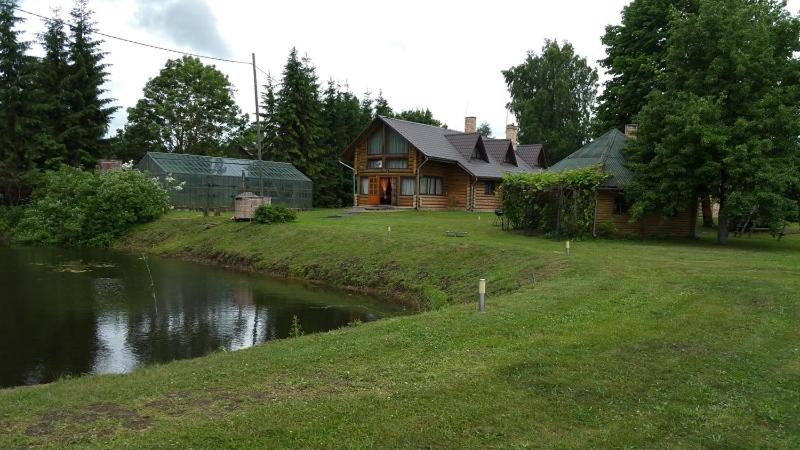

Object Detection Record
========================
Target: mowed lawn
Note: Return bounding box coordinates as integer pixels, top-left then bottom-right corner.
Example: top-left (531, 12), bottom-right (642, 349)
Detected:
top-left (1, 210), bottom-right (798, 448)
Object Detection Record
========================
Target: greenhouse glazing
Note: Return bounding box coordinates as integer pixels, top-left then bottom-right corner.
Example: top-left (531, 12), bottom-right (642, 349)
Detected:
top-left (137, 152), bottom-right (313, 209)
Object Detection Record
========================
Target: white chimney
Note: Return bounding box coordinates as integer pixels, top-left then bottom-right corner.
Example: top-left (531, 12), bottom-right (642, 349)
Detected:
top-left (506, 124), bottom-right (518, 150)
top-left (464, 116), bottom-right (477, 134)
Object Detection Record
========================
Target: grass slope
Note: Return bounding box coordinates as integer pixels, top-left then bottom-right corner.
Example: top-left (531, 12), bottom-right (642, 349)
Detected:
top-left (0, 210), bottom-right (798, 448)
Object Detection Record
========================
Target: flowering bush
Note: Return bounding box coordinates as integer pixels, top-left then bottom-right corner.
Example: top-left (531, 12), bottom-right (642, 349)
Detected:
top-left (14, 166), bottom-right (171, 246)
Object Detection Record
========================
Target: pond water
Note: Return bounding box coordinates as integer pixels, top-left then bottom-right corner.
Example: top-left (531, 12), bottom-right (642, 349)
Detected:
top-left (0, 246), bottom-right (404, 388)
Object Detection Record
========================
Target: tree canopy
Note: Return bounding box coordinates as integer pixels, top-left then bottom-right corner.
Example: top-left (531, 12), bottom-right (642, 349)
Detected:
top-left (625, 0), bottom-right (800, 244)
top-left (503, 39), bottom-right (598, 164)
top-left (121, 56), bottom-right (245, 158)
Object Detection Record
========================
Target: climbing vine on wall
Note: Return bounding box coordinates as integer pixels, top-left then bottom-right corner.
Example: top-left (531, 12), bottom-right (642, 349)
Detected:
top-left (500, 167), bottom-right (608, 238)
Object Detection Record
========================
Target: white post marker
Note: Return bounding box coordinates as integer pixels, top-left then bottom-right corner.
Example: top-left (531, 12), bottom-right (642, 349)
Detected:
top-left (387, 226), bottom-right (392, 240)
top-left (566, 239), bottom-right (571, 256)
top-left (478, 278), bottom-right (486, 312)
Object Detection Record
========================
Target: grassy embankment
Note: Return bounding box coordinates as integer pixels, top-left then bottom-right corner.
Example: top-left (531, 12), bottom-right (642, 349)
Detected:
top-left (0, 210), bottom-right (798, 448)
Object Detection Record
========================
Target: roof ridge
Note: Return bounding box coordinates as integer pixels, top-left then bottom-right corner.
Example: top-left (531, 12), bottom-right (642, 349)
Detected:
top-left (380, 115), bottom-right (459, 133)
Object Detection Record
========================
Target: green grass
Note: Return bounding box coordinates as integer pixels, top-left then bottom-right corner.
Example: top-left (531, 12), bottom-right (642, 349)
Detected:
top-left (1, 210), bottom-right (798, 448)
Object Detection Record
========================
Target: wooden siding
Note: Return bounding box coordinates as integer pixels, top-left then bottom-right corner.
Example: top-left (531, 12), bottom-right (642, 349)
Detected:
top-left (419, 161), bottom-right (470, 209)
top-left (596, 191), bottom-right (694, 237)
top-left (351, 124), bottom-right (420, 206)
top-left (473, 179), bottom-right (501, 211)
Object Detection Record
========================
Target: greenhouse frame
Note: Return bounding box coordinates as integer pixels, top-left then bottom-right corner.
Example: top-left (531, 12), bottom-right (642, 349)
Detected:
top-left (137, 152), bottom-right (313, 210)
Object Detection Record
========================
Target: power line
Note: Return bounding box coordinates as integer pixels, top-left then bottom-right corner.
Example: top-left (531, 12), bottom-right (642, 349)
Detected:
top-left (14, 6), bottom-right (253, 66)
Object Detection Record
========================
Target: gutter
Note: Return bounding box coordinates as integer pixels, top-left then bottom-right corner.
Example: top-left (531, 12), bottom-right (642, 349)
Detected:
top-left (415, 155), bottom-right (429, 210)
top-left (338, 160), bottom-right (356, 206)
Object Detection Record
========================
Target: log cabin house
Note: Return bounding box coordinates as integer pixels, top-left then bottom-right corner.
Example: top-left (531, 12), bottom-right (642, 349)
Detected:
top-left (341, 115), bottom-right (547, 211)
top-left (548, 126), bottom-right (696, 237)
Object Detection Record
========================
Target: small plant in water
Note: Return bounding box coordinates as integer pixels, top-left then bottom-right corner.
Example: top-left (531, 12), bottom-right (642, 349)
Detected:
top-left (289, 315), bottom-right (303, 338)
top-left (347, 319), bottom-right (363, 327)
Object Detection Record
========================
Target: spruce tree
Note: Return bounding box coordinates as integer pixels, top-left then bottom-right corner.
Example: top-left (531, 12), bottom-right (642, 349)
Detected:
top-left (0, 0), bottom-right (36, 204)
top-left (359, 89), bottom-right (373, 123)
top-left (272, 48), bottom-right (322, 182)
top-left (259, 72), bottom-right (279, 160)
top-left (63, 0), bottom-right (116, 167)
top-left (34, 10), bottom-right (70, 168)
top-left (374, 89), bottom-right (392, 117)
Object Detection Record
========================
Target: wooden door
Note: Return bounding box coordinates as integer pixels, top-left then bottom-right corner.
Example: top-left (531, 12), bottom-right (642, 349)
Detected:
top-left (367, 176), bottom-right (380, 205)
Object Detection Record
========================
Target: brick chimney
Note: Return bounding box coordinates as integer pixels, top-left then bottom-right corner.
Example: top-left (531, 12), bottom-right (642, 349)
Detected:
top-left (505, 124), bottom-right (518, 149)
top-left (624, 124), bottom-right (638, 139)
top-left (464, 116), bottom-right (477, 134)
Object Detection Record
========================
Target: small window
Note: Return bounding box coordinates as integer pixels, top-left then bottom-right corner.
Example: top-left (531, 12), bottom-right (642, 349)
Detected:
top-left (613, 195), bottom-right (629, 215)
top-left (420, 176), bottom-right (444, 195)
top-left (359, 177), bottom-right (369, 195)
top-left (367, 132), bottom-right (382, 155)
top-left (400, 178), bottom-right (415, 196)
top-left (485, 181), bottom-right (496, 195)
top-left (386, 158), bottom-right (408, 169)
top-left (367, 159), bottom-right (383, 169)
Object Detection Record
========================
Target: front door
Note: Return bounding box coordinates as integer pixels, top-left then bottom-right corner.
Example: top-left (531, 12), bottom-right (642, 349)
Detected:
top-left (367, 177), bottom-right (380, 205)
top-left (379, 177), bottom-right (394, 205)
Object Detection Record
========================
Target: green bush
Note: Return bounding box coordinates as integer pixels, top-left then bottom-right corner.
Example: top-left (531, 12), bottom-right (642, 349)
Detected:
top-left (596, 219), bottom-right (617, 238)
top-left (500, 167), bottom-right (608, 239)
top-left (0, 206), bottom-right (24, 239)
top-left (13, 166), bottom-right (170, 246)
top-left (253, 204), bottom-right (297, 224)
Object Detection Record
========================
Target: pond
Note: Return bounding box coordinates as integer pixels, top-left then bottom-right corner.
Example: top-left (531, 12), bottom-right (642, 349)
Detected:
top-left (0, 246), bottom-right (405, 389)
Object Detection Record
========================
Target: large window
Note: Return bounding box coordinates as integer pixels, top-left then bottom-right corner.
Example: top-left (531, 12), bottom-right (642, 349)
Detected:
top-left (387, 129), bottom-right (408, 154)
top-left (367, 159), bottom-right (383, 169)
top-left (400, 178), bottom-right (415, 196)
top-left (420, 176), bottom-right (444, 196)
top-left (386, 158), bottom-right (408, 169)
top-left (367, 132), bottom-right (382, 155)
top-left (359, 177), bottom-right (369, 195)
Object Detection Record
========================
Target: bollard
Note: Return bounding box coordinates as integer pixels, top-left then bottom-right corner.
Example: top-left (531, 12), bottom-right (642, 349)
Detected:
top-left (566, 239), bottom-right (571, 256)
top-left (478, 278), bottom-right (486, 312)
top-left (387, 226), bottom-right (392, 240)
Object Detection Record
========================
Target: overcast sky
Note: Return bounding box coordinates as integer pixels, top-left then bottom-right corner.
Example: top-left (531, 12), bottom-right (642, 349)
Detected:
top-left (16, 0), bottom-right (800, 138)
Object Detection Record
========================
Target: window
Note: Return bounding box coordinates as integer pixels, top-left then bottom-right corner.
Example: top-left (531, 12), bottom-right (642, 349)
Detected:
top-left (387, 129), bottom-right (408, 154)
top-left (613, 195), bottom-right (630, 215)
top-left (386, 158), bottom-right (408, 169)
top-left (485, 180), bottom-right (496, 195)
top-left (420, 176), bottom-right (444, 195)
top-left (359, 177), bottom-right (369, 195)
top-left (367, 159), bottom-right (383, 169)
top-left (367, 132), bottom-right (382, 155)
top-left (400, 178), bottom-right (415, 196)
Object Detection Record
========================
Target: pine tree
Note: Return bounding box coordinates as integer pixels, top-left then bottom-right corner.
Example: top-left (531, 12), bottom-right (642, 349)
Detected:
top-left (359, 89), bottom-right (373, 123)
top-left (0, 0), bottom-right (37, 204)
top-left (374, 89), bottom-right (392, 117)
top-left (63, 0), bottom-right (116, 167)
top-left (33, 10), bottom-right (70, 168)
top-left (259, 72), bottom-right (279, 160)
top-left (272, 48), bottom-right (322, 181)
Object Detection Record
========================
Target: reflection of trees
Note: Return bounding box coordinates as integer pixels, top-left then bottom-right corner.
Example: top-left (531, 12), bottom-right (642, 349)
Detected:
top-left (0, 248), bottom-right (99, 387)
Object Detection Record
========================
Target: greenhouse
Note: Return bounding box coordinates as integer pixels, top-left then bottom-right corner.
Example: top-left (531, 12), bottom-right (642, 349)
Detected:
top-left (137, 152), bottom-right (313, 210)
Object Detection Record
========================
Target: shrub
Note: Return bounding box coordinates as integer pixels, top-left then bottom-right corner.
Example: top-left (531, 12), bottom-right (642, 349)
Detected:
top-left (596, 219), bottom-right (617, 238)
top-left (253, 204), bottom-right (297, 224)
top-left (13, 166), bottom-right (170, 246)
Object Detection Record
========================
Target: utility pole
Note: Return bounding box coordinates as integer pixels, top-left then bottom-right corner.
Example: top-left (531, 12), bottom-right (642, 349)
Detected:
top-left (252, 53), bottom-right (264, 196)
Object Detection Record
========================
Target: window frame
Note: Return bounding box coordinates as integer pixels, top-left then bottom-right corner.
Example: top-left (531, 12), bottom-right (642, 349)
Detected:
top-left (367, 159), bottom-right (384, 169)
top-left (359, 177), bottom-right (369, 195)
top-left (419, 176), bottom-right (444, 196)
top-left (484, 180), bottom-right (496, 195)
top-left (613, 195), bottom-right (630, 215)
top-left (400, 177), bottom-right (415, 196)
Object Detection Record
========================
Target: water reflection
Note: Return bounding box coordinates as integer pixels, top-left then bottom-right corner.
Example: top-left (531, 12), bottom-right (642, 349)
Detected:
top-left (0, 247), bottom-right (403, 388)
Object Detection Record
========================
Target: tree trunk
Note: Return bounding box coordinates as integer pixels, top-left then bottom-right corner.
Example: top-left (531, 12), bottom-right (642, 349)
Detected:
top-left (717, 198), bottom-right (729, 245)
top-left (701, 195), bottom-right (714, 228)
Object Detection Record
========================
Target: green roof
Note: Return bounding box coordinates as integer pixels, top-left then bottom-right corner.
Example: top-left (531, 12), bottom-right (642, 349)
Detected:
top-left (138, 152), bottom-right (311, 182)
top-left (547, 129), bottom-right (632, 189)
